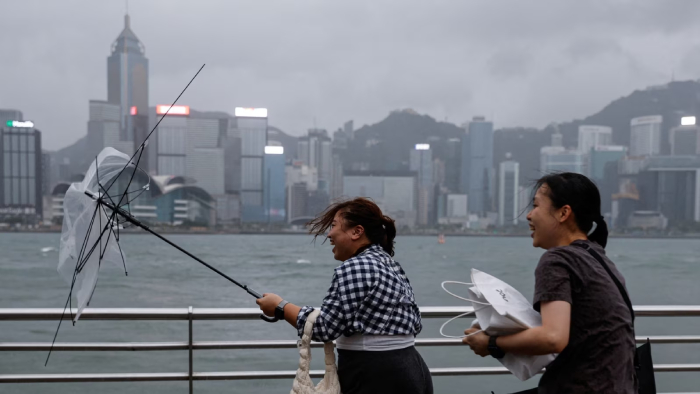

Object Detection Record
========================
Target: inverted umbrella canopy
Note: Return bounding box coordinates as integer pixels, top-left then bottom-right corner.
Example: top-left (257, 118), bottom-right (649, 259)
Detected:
top-left (57, 147), bottom-right (141, 322)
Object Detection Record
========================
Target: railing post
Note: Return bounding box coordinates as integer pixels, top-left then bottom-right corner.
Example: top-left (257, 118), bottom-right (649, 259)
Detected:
top-left (188, 306), bottom-right (193, 394)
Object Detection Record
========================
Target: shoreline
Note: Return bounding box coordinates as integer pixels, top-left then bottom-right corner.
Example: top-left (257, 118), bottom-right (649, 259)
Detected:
top-left (1, 228), bottom-right (699, 240)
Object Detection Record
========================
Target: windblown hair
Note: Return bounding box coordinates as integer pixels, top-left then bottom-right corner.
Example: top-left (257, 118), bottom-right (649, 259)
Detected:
top-left (306, 197), bottom-right (397, 256)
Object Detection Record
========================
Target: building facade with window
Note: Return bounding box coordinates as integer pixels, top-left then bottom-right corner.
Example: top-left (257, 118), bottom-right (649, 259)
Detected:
top-left (0, 121), bottom-right (43, 224)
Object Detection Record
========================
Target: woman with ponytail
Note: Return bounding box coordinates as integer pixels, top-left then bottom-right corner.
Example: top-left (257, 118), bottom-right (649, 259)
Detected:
top-left (463, 172), bottom-right (636, 393)
top-left (257, 197), bottom-right (432, 394)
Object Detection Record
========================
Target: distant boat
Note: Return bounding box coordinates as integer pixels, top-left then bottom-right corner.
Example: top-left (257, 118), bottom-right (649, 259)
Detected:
top-left (41, 247), bottom-right (56, 253)
top-left (438, 234), bottom-right (445, 244)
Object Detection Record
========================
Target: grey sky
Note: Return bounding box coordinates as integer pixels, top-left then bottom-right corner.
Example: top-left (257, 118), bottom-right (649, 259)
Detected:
top-left (2, 0), bottom-right (700, 150)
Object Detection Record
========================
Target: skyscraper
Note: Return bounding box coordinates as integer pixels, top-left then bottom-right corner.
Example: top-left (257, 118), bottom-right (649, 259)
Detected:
top-left (154, 105), bottom-right (189, 176)
top-left (263, 146), bottom-right (286, 223)
top-left (444, 138), bottom-right (461, 193)
top-left (578, 125), bottom-right (612, 154)
top-left (410, 144), bottom-right (433, 226)
top-left (87, 100), bottom-right (128, 156)
top-left (670, 119), bottom-right (700, 156)
top-left (236, 107), bottom-right (268, 222)
top-left (498, 158), bottom-right (519, 227)
top-left (589, 146), bottom-right (627, 182)
top-left (107, 13), bottom-right (149, 142)
top-left (298, 129), bottom-right (332, 192)
top-left (1, 119), bottom-right (42, 224)
top-left (467, 117), bottom-right (494, 214)
top-left (630, 116), bottom-right (662, 157)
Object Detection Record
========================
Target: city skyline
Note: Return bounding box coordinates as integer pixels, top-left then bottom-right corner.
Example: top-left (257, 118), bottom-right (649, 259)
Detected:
top-left (4, 1), bottom-right (700, 150)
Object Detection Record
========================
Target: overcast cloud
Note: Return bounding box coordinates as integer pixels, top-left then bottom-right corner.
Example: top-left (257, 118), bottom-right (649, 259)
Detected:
top-left (2, 0), bottom-right (700, 150)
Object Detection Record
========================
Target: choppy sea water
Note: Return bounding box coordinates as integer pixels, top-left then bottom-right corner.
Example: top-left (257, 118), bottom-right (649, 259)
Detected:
top-left (1, 233), bottom-right (699, 393)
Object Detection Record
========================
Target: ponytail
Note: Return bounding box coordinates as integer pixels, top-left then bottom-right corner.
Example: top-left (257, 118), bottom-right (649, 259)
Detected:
top-left (380, 215), bottom-right (397, 257)
top-left (588, 215), bottom-right (609, 248)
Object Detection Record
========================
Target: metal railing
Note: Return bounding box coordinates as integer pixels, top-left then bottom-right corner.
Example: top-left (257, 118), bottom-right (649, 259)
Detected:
top-left (1, 306), bottom-right (700, 392)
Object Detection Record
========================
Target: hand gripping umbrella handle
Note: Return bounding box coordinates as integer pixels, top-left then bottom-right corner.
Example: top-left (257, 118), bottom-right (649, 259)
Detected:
top-left (246, 288), bottom-right (280, 323)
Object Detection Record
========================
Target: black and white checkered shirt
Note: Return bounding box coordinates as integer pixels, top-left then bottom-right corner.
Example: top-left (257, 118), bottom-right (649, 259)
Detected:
top-left (296, 244), bottom-right (423, 342)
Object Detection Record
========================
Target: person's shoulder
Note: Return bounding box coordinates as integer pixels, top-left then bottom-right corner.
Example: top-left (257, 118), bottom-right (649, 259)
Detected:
top-left (537, 244), bottom-right (578, 268)
top-left (538, 240), bottom-right (602, 269)
top-left (336, 249), bottom-right (381, 274)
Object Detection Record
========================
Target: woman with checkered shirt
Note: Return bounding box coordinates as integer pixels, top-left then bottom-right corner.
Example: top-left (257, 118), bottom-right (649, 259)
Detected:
top-left (257, 198), bottom-right (433, 394)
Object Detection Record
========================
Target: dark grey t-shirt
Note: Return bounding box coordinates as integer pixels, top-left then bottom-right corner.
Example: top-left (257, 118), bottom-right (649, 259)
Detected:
top-left (533, 240), bottom-right (636, 393)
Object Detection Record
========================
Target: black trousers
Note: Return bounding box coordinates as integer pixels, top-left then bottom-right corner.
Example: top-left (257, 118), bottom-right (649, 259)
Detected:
top-left (337, 346), bottom-right (433, 394)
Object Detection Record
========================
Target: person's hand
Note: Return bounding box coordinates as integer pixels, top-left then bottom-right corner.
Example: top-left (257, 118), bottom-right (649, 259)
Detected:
top-left (256, 293), bottom-right (283, 317)
top-left (462, 328), bottom-right (490, 357)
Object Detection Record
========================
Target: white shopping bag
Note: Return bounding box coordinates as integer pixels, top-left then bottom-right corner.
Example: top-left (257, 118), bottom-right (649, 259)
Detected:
top-left (443, 269), bottom-right (557, 381)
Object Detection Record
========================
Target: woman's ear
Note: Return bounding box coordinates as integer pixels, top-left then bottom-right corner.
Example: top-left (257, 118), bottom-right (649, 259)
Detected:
top-left (351, 225), bottom-right (365, 240)
top-left (558, 205), bottom-right (573, 224)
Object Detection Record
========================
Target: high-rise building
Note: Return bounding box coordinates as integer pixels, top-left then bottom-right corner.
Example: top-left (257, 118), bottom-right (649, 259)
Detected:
top-left (187, 148), bottom-right (224, 196)
top-left (444, 138), bottom-right (461, 193)
top-left (540, 146), bottom-right (585, 174)
top-left (467, 117), bottom-right (494, 214)
top-left (287, 182), bottom-right (308, 224)
top-left (670, 121), bottom-right (700, 156)
top-left (637, 156), bottom-right (700, 225)
top-left (630, 116), bottom-right (662, 157)
top-left (330, 152), bottom-right (344, 200)
top-left (578, 125), bottom-right (613, 154)
top-left (235, 107), bottom-right (268, 222)
top-left (1, 119), bottom-right (42, 224)
top-left (107, 13), bottom-right (149, 142)
top-left (286, 161), bottom-right (318, 191)
top-left (87, 100), bottom-right (130, 157)
top-left (154, 105), bottom-right (189, 176)
top-left (498, 158), bottom-right (519, 226)
top-left (437, 194), bottom-right (469, 225)
top-left (589, 146), bottom-right (627, 214)
top-left (459, 129), bottom-right (470, 194)
top-left (298, 129), bottom-right (332, 192)
top-left (410, 144), bottom-right (433, 226)
top-left (214, 194), bottom-right (240, 227)
top-left (589, 146), bottom-right (627, 181)
top-left (263, 146), bottom-right (286, 223)
top-left (223, 120), bottom-right (242, 194)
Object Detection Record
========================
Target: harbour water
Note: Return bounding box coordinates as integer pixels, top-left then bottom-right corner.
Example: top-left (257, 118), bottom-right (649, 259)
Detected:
top-left (1, 233), bottom-right (699, 393)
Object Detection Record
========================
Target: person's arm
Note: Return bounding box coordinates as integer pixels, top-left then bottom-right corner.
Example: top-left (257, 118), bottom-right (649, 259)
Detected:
top-left (464, 300), bottom-right (570, 356)
top-left (256, 269), bottom-right (355, 342)
top-left (255, 293), bottom-right (302, 328)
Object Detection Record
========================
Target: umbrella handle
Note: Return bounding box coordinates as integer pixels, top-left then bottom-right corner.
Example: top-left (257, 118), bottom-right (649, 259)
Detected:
top-left (259, 314), bottom-right (280, 323)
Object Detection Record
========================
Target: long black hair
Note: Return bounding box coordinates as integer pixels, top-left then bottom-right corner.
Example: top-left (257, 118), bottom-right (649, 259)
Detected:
top-left (534, 172), bottom-right (609, 248)
top-left (306, 197), bottom-right (397, 256)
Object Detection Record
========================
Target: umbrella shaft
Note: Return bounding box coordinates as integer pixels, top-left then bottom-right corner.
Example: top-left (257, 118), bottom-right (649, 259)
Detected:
top-left (86, 191), bottom-right (263, 299)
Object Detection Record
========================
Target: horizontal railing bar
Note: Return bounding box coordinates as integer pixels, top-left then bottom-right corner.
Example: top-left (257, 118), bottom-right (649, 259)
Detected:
top-left (4, 335), bottom-right (700, 352)
top-left (2, 364), bottom-right (700, 383)
top-left (1, 305), bottom-right (700, 321)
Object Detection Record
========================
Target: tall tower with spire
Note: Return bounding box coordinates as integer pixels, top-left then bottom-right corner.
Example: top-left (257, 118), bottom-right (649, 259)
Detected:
top-left (107, 12), bottom-right (149, 144)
